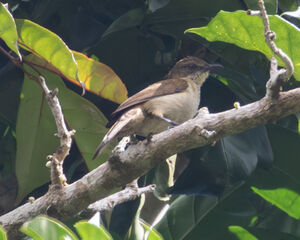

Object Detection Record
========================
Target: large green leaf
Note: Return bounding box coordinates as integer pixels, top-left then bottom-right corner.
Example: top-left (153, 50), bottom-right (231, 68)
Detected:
top-left (15, 19), bottom-right (79, 82)
top-left (186, 10), bottom-right (300, 81)
top-left (252, 187), bottom-right (300, 219)
top-left (0, 3), bottom-right (21, 59)
top-left (21, 215), bottom-right (78, 240)
top-left (74, 221), bottom-right (112, 240)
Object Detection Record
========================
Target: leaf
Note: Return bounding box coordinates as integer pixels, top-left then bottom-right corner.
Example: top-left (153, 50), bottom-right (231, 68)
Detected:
top-left (15, 19), bottom-right (79, 82)
top-left (186, 10), bottom-right (300, 81)
top-left (23, 50), bottom-right (127, 104)
top-left (229, 226), bottom-right (258, 240)
top-left (73, 51), bottom-right (127, 104)
top-left (0, 225), bottom-right (7, 240)
top-left (21, 215), bottom-right (78, 240)
top-left (142, 220), bottom-right (164, 240)
top-left (126, 195), bottom-right (145, 240)
top-left (252, 187), bottom-right (300, 220)
top-left (74, 221), bottom-right (112, 240)
top-left (0, 3), bottom-right (21, 59)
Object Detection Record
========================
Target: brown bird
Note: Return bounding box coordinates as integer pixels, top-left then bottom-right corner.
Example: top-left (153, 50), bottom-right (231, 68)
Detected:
top-left (92, 56), bottom-right (222, 160)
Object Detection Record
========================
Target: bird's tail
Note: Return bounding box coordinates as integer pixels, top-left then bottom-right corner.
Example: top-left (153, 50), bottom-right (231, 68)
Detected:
top-left (92, 114), bottom-right (133, 160)
top-left (92, 108), bottom-right (144, 160)
top-left (92, 138), bottom-right (110, 160)
top-left (92, 121), bottom-right (118, 160)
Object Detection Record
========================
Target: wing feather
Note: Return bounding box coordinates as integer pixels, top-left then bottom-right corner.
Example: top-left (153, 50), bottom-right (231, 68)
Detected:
top-left (112, 78), bottom-right (188, 116)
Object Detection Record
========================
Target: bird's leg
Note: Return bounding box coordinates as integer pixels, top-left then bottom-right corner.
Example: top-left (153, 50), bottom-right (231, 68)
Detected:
top-left (146, 133), bottom-right (153, 142)
top-left (129, 134), bottom-right (140, 145)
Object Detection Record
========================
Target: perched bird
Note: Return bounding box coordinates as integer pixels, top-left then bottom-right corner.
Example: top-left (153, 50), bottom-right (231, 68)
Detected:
top-left (92, 56), bottom-right (222, 160)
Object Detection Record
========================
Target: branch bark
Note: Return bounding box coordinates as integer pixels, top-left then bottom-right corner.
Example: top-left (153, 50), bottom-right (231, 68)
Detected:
top-left (1, 87), bottom-right (300, 238)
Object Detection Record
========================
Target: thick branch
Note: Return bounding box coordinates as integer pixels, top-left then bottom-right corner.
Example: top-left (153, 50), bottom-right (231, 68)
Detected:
top-left (1, 87), bottom-right (300, 238)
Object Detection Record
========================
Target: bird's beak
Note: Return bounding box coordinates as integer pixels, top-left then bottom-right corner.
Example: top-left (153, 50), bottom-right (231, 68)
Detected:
top-left (204, 63), bottom-right (224, 73)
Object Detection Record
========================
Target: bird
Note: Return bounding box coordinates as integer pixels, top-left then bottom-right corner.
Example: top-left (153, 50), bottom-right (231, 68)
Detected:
top-left (92, 56), bottom-right (222, 160)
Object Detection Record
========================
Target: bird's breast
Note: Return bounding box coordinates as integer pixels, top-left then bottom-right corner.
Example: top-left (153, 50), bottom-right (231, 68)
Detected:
top-left (143, 81), bottom-right (200, 126)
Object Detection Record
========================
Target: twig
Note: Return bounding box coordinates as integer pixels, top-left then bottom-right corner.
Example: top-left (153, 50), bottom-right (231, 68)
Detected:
top-left (257, 0), bottom-right (294, 98)
top-left (1, 42), bottom-right (75, 188)
top-left (38, 76), bottom-right (75, 189)
top-left (80, 184), bottom-right (156, 218)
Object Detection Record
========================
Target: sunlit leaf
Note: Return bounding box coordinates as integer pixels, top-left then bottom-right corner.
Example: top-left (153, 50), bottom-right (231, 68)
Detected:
top-left (21, 215), bottom-right (78, 240)
top-left (73, 51), bottom-right (127, 104)
top-left (0, 225), bottom-right (7, 240)
top-left (252, 186), bottom-right (300, 219)
top-left (0, 3), bottom-right (21, 59)
top-left (23, 50), bottom-right (127, 104)
top-left (74, 221), bottom-right (112, 240)
top-left (142, 221), bottom-right (163, 240)
top-left (15, 19), bottom-right (79, 82)
top-left (186, 10), bottom-right (300, 81)
top-left (229, 226), bottom-right (258, 240)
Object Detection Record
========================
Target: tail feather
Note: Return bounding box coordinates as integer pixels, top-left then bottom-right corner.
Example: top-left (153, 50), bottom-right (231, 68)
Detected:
top-left (92, 107), bottom-right (143, 160)
top-left (92, 138), bottom-right (110, 160)
top-left (92, 118), bottom-right (128, 160)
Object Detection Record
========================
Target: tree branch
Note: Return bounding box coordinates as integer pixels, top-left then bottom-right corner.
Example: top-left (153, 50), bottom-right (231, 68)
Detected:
top-left (257, 0), bottom-right (294, 98)
top-left (1, 87), bottom-right (300, 238)
top-left (80, 184), bottom-right (156, 218)
top-left (37, 76), bottom-right (75, 189)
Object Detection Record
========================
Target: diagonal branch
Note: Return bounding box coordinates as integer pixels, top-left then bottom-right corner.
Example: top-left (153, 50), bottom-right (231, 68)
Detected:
top-left (1, 87), bottom-right (300, 239)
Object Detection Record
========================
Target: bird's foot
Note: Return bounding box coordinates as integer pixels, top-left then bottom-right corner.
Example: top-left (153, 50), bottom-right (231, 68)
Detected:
top-left (130, 134), bottom-right (140, 145)
top-left (146, 133), bottom-right (153, 142)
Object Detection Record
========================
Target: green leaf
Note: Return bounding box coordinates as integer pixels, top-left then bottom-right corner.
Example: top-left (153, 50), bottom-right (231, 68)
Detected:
top-left (0, 225), bottom-right (7, 240)
top-left (15, 19), bottom-right (79, 82)
top-left (229, 226), bottom-right (258, 240)
top-left (21, 215), bottom-right (78, 240)
top-left (0, 3), bottom-right (21, 59)
top-left (186, 10), bottom-right (300, 81)
top-left (252, 186), bottom-right (300, 219)
top-left (142, 221), bottom-right (163, 240)
top-left (73, 51), bottom-right (127, 104)
top-left (74, 221), bottom-right (112, 240)
top-left (22, 50), bottom-right (127, 104)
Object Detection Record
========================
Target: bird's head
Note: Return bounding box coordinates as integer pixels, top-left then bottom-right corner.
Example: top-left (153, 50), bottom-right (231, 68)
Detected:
top-left (167, 56), bottom-right (223, 85)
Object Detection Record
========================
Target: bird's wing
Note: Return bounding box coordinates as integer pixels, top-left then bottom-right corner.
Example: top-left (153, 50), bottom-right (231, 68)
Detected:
top-left (112, 78), bottom-right (189, 116)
